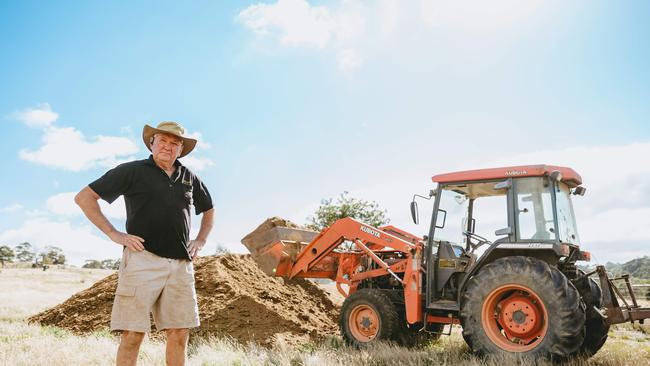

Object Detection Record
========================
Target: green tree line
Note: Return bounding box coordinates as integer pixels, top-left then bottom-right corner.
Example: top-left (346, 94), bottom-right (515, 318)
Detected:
top-left (0, 242), bottom-right (65, 267)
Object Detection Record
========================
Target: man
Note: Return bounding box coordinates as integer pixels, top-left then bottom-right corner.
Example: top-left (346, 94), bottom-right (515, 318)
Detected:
top-left (75, 121), bottom-right (214, 366)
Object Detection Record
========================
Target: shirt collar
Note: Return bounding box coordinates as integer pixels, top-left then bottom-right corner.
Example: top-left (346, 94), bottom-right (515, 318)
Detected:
top-left (146, 154), bottom-right (184, 168)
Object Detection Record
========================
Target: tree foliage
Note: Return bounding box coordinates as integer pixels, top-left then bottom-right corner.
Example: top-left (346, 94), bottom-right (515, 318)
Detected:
top-left (215, 243), bottom-right (229, 255)
top-left (82, 260), bottom-right (103, 269)
top-left (0, 245), bottom-right (15, 266)
top-left (14, 242), bottom-right (35, 263)
top-left (306, 191), bottom-right (390, 231)
top-left (83, 259), bottom-right (120, 270)
top-left (39, 246), bottom-right (66, 265)
top-left (101, 259), bottom-right (120, 270)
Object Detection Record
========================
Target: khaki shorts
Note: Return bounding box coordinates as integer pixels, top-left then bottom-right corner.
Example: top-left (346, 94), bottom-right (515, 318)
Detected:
top-left (110, 248), bottom-right (200, 333)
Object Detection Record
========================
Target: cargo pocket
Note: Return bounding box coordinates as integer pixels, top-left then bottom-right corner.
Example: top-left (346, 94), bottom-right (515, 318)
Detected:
top-left (114, 283), bottom-right (137, 323)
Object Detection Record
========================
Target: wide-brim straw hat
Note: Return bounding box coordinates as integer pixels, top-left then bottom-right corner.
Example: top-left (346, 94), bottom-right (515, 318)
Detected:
top-left (142, 121), bottom-right (197, 158)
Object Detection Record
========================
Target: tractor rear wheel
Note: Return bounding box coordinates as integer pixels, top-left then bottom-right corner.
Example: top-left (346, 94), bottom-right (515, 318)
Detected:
top-left (340, 289), bottom-right (401, 347)
top-left (574, 275), bottom-right (609, 357)
top-left (460, 256), bottom-right (585, 360)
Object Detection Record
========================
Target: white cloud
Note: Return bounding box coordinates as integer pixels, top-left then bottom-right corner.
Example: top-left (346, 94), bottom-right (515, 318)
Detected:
top-left (9, 103), bottom-right (59, 128)
top-left (180, 156), bottom-right (215, 172)
top-left (19, 126), bottom-right (139, 172)
top-left (419, 0), bottom-right (544, 31)
top-left (237, 0), bottom-right (549, 70)
top-left (237, 0), bottom-right (333, 48)
top-left (46, 192), bottom-right (126, 219)
top-left (185, 130), bottom-right (212, 150)
top-left (237, 0), bottom-right (366, 70)
top-left (0, 204), bottom-right (24, 213)
top-left (0, 217), bottom-right (122, 266)
top-left (337, 48), bottom-right (362, 70)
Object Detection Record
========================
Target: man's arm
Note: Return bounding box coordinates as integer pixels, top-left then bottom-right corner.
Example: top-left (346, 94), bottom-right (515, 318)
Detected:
top-left (74, 186), bottom-right (145, 251)
top-left (188, 208), bottom-right (215, 259)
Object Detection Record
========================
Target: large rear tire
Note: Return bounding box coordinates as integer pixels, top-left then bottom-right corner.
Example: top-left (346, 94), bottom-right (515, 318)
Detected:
top-left (460, 256), bottom-right (585, 360)
top-left (340, 289), bottom-right (401, 347)
top-left (574, 275), bottom-right (609, 357)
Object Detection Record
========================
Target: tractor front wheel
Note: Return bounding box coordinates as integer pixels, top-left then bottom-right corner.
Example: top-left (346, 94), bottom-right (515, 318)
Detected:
top-left (460, 256), bottom-right (585, 360)
top-left (340, 289), bottom-right (401, 347)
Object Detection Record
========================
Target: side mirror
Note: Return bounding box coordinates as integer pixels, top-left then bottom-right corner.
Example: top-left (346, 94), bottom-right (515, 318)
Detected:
top-left (435, 209), bottom-right (447, 228)
top-left (410, 201), bottom-right (419, 225)
top-left (573, 186), bottom-right (587, 196)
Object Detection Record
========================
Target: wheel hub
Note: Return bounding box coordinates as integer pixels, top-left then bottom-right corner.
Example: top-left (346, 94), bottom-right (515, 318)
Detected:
top-left (512, 310), bottom-right (526, 324)
top-left (496, 292), bottom-right (544, 341)
top-left (482, 285), bottom-right (548, 352)
top-left (349, 305), bottom-right (379, 342)
top-left (360, 316), bottom-right (372, 329)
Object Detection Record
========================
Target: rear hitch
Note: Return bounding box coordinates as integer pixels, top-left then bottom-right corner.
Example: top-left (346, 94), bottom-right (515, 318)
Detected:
top-left (594, 265), bottom-right (650, 325)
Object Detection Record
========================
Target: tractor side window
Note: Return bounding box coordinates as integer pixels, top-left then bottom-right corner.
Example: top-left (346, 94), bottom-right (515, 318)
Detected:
top-left (471, 194), bottom-right (508, 244)
top-left (555, 183), bottom-right (580, 244)
top-left (516, 178), bottom-right (556, 241)
top-left (434, 188), bottom-right (469, 245)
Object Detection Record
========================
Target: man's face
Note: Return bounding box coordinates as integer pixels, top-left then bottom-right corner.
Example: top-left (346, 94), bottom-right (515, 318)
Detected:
top-left (151, 133), bottom-right (184, 164)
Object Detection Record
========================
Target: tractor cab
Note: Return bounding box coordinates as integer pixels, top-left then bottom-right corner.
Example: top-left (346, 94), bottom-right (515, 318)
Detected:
top-left (411, 165), bottom-right (589, 309)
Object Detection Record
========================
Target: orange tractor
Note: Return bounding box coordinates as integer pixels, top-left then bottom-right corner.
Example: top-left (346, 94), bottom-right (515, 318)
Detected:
top-left (242, 165), bottom-right (649, 359)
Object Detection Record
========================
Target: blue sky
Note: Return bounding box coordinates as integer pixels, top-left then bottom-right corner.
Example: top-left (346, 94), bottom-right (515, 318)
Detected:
top-left (1, 0), bottom-right (649, 265)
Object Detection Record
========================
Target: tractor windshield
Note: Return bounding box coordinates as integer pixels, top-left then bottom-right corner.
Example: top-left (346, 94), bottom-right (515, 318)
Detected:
top-left (555, 182), bottom-right (580, 245)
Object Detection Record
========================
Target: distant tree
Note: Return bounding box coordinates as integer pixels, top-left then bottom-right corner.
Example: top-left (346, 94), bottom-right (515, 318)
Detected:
top-left (83, 259), bottom-right (120, 270)
top-left (14, 242), bottom-right (35, 263)
top-left (100, 259), bottom-right (120, 270)
top-left (215, 243), bottom-right (229, 255)
top-left (306, 191), bottom-right (390, 231)
top-left (82, 260), bottom-right (103, 269)
top-left (0, 245), bottom-right (15, 267)
top-left (40, 246), bottom-right (66, 265)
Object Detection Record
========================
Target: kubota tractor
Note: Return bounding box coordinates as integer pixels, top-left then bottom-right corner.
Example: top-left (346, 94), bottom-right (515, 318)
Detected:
top-left (242, 165), bottom-right (649, 360)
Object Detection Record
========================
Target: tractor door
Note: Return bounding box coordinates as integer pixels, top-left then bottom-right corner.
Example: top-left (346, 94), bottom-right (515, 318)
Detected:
top-left (425, 180), bottom-right (512, 309)
top-left (425, 186), bottom-right (470, 307)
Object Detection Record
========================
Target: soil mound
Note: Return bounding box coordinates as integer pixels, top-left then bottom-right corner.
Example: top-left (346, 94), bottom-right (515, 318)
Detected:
top-left (29, 254), bottom-right (339, 346)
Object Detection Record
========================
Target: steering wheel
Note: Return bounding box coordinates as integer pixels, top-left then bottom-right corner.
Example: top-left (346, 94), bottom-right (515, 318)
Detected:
top-left (462, 230), bottom-right (491, 250)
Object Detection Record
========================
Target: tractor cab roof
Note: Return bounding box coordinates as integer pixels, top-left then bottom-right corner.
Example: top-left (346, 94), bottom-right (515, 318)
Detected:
top-left (432, 164), bottom-right (582, 188)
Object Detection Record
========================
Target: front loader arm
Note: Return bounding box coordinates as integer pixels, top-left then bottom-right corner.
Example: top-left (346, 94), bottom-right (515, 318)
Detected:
top-left (289, 217), bottom-right (418, 278)
top-left (243, 217), bottom-right (426, 324)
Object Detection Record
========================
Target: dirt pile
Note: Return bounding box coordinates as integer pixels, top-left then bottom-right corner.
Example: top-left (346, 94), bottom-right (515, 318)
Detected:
top-left (29, 254), bottom-right (339, 346)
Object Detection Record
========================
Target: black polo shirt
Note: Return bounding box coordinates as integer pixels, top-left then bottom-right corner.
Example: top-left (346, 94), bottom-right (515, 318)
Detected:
top-left (89, 155), bottom-right (213, 260)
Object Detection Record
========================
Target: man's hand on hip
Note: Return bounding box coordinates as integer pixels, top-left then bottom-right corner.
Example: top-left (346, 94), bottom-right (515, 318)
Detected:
top-left (108, 230), bottom-right (145, 251)
top-left (188, 239), bottom-right (206, 260)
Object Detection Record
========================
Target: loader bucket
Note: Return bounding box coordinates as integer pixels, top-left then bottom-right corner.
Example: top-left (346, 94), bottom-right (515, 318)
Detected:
top-left (241, 217), bottom-right (319, 276)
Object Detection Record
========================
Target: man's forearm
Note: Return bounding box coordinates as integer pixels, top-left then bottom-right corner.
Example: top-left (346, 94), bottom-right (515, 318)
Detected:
top-left (195, 208), bottom-right (215, 242)
top-left (75, 186), bottom-right (117, 236)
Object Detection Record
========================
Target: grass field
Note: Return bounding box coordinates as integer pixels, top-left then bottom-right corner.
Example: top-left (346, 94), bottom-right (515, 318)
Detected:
top-left (1, 267), bottom-right (649, 366)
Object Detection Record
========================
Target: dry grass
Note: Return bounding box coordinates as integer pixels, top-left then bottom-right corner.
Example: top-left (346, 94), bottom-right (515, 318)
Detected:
top-left (1, 268), bottom-right (649, 366)
top-left (0, 267), bottom-right (112, 321)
